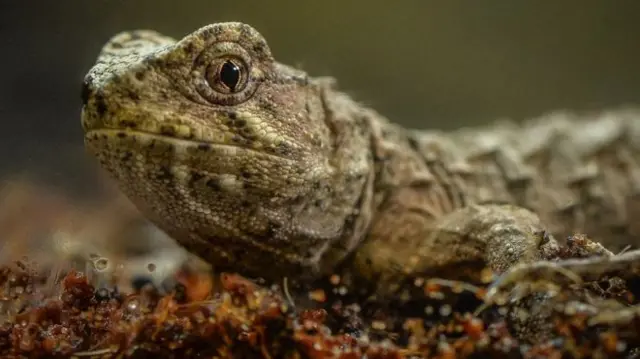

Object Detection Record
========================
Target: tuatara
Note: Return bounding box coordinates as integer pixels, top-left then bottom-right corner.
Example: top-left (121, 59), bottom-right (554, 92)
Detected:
top-left (80, 22), bottom-right (640, 296)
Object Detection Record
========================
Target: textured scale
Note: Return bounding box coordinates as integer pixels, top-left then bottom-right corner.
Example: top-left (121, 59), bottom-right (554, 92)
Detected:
top-left (80, 21), bottom-right (640, 297)
top-left (405, 110), bottom-right (640, 247)
top-left (349, 112), bottom-right (640, 292)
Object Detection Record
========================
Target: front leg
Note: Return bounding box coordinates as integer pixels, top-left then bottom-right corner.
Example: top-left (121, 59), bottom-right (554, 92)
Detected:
top-left (350, 188), bottom-right (560, 296)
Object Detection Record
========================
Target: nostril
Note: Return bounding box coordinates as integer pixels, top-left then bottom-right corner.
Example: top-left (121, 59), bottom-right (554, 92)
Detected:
top-left (81, 77), bottom-right (92, 106)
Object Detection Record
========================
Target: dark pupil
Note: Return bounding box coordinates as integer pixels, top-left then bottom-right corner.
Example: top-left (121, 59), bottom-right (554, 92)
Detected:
top-left (219, 60), bottom-right (241, 91)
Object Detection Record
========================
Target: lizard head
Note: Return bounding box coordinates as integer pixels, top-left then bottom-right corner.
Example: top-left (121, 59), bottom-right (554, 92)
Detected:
top-left (81, 22), bottom-right (373, 281)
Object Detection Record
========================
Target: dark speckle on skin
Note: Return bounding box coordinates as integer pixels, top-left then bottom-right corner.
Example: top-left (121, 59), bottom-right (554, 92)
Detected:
top-left (126, 89), bottom-right (141, 102)
top-left (240, 129), bottom-right (254, 139)
top-left (206, 178), bottom-right (221, 191)
top-left (226, 116), bottom-right (248, 130)
top-left (189, 172), bottom-right (205, 187)
top-left (116, 132), bottom-right (126, 138)
top-left (197, 144), bottom-right (211, 151)
top-left (252, 41), bottom-right (266, 55)
top-left (128, 32), bottom-right (144, 41)
top-left (110, 76), bottom-right (123, 86)
top-left (158, 166), bottom-right (173, 180)
top-left (120, 151), bottom-right (133, 162)
top-left (95, 93), bottom-right (108, 117)
top-left (407, 136), bottom-right (421, 153)
top-left (160, 125), bottom-right (176, 136)
top-left (210, 26), bottom-right (223, 38)
top-left (147, 57), bottom-right (168, 69)
top-left (184, 42), bottom-right (196, 55)
top-left (119, 120), bottom-right (138, 129)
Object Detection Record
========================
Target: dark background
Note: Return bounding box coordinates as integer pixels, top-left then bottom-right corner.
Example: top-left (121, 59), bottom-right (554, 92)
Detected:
top-left (1, 1), bottom-right (639, 194)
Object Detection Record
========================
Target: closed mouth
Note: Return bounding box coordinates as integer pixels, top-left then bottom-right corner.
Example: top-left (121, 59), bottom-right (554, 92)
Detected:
top-left (85, 128), bottom-right (290, 161)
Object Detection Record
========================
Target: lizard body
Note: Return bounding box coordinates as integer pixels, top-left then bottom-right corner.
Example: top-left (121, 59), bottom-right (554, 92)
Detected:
top-left (81, 22), bottom-right (640, 295)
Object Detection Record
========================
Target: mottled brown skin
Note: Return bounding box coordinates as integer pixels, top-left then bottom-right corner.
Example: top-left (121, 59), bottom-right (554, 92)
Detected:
top-left (81, 22), bottom-right (640, 296)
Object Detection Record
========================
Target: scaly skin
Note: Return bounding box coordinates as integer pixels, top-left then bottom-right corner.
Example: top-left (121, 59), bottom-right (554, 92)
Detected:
top-left (81, 22), bottom-right (640, 295)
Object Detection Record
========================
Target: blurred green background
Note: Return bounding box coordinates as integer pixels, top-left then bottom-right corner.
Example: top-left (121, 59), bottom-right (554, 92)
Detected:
top-left (1, 1), bottom-right (639, 193)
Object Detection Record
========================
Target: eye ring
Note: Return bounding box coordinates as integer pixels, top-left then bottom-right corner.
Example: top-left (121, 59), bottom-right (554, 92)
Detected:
top-left (192, 41), bottom-right (263, 106)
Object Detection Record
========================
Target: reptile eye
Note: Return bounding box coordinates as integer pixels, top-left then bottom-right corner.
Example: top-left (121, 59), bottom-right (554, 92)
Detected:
top-left (193, 41), bottom-right (263, 105)
top-left (206, 57), bottom-right (248, 94)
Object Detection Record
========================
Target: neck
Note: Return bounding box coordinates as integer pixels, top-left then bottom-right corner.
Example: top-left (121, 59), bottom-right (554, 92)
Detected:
top-left (310, 86), bottom-right (381, 275)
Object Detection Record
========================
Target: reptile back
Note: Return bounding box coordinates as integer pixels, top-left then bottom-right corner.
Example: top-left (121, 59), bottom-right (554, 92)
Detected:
top-left (403, 109), bottom-right (640, 250)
